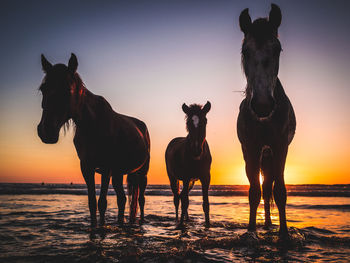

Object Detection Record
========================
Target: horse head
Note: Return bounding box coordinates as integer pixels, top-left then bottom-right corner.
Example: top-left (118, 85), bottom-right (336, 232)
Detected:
top-left (182, 101), bottom-right (211, 159)
top-left (239, 4), bottom-right (282, 120)
top-left (37, 53), bottom-right (83, 143)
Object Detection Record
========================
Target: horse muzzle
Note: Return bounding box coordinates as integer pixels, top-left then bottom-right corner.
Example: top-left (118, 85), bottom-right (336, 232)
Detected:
top-left (250, 95), bottom-right (276, 120)
top-left (37, 124), bottom-right (59, 144)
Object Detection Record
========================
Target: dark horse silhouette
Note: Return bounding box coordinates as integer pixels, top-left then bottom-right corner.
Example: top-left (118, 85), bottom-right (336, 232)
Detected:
top-left (37, 54), bottom-right (150, 226)
top-left (237, 4), bottom-right (296, 236)
top-left (165, 102), bottom-right (212, 227)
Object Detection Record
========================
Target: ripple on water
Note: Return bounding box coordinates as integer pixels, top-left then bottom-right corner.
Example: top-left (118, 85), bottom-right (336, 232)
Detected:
top-left (1, 195), bottom-right (350, 262)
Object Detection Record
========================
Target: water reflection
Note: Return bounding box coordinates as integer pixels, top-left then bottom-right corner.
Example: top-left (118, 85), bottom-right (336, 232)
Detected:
top-left (0, 194), bottom-right (349, 262)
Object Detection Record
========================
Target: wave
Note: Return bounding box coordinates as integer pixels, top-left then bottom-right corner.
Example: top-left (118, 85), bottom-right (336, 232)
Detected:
top-left (0, 183), bottom-right (349, 197)
top-left (288, 204), bottom-right (350, 211)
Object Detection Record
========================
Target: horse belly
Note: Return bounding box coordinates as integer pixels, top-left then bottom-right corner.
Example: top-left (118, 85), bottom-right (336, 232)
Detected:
top-left (172, 161), bottom-right (208, 181)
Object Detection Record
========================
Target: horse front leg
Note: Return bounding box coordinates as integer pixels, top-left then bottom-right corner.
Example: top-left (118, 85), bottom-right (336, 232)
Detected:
top-left (272, 146), bottom-right (288, 237)
top-left (170, 179), bottom-right (180, 221)
top-left (261, 149), bottom-right (273, 228)
top-left (98, 170), bottom-right (111, 226)
top-left (81, 161), bottom-right (97, 227)
top-left (179, 180), bottom-right (190, 227)
top-left (244, 148), bottom-right (261, 232)
top-left (112, 174), bottom-right (126, 225)
top-left (201, 174), bottom-right (210, 227)
top-left (184, 180), bottom-right (195, 221)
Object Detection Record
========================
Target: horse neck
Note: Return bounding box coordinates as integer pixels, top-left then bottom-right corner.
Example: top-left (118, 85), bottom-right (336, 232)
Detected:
top-left (184, 133), bottom-right (206, 159)
top-left (245, 77), bottom-right (282, 101)
top-left (71, 88), bottom-right (99, 128)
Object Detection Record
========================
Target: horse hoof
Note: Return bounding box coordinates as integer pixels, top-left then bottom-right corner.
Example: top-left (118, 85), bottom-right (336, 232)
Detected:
top-left (279, 228), bottom-right (289, 239)
top-left (263, 222), bottom-right (272, 230)
top-left (117, 218), bottom-right (124, 226)
top-left (204, 221), bottom-right (211, 228)
top-left (247, 225), bottom-right (256, 232)
top-left (139, 215), bottom-right (147, 224)
top-left (176, 222), bottom-right (185, 229)
top-left (91, 220), bottom-right (97, 228)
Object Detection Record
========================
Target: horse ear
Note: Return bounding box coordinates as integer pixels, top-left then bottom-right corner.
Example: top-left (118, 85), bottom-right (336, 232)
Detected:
top-left (202, 101), bottom-right (211, 114)
top-left (41, 54), bottom-right (52, 73)
top-left (239, 8), bottom-right (251, 35)
top-left (68, 53), bottom-right (78, 73)
top-left (182, 103), bottom-right (190, 115)
top-left (269, 4), bottom-right (282, 34)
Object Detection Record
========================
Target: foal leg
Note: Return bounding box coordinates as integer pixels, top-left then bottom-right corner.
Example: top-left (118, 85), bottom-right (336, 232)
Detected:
top-left (170, 177), bottom-right (180, 221)
top-left (273, 148), bottom-right (288, 236)
top-left (98, 170), bottom-right (111, 226)
top-left (261, 150), bottom-right (273, 228)
top-left (201, 174), bottom-right (210, 227)
top-left (185, 180), bottom-right (195, 221)
top-left (112, 174), bottom-right (126, 225)
top-left (81, 161), bottom-right (97, 227)
top-left (179, 180), bottom-right (190, 227)
top-left (244, 149), bottom-right (261, 232)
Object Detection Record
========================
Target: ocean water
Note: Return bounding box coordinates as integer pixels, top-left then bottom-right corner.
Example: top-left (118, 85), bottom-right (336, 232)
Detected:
top-left (0, 184), bottom-right (349, 262)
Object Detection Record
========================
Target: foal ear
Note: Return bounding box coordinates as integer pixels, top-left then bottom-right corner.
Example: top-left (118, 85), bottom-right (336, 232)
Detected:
top-left (68, 53), bottom-right (78, 73)
top-left (239, 8), bottom-right (251, 35)
top-left (202, 101), bottom-right (211, 114)
top-left (41, 54), bottom-right (52, 73)
top-left (182, 103), bottom-right (190, 115)
top-left (269, 4), bottom-right (282, 34)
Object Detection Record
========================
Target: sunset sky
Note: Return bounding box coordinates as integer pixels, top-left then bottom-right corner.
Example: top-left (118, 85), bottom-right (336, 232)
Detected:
top-left (0, 0), bottom-right (349, 185)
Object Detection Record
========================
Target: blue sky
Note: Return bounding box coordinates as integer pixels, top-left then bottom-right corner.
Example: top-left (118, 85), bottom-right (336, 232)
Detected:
top-left (0, 0), bottom-right (350, 184)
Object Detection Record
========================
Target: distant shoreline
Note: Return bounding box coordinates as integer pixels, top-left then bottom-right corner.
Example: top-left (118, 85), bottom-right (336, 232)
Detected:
top-left (0, 183), bottom-right (349, 197)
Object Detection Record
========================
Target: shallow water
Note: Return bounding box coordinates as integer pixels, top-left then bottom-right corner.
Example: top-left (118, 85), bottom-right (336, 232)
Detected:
top-left (0, 186), bottom-right (349, 262)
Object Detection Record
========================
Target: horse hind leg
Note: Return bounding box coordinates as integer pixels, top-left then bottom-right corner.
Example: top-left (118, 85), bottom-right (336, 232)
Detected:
top-left (98, 170), bottom-right (111, 226)
top-left (137, 159), bottom-right (149, 223)
top-left (261, 147), bottom-right (273, 229)
top-left (170, 178), bottom-right (180, 221)
top-left (127, 173), bottom-right (140, 224)
top-left (112, 174), bottom-right (126, 225)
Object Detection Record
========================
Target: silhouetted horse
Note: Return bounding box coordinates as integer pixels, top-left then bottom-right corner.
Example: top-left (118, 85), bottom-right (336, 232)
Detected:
top-left (165, 102), bottom-right (212, 227)
top-left (237, 4), bottom-right (296, 236)
top-left (37, 54), bottom-right (150, 226)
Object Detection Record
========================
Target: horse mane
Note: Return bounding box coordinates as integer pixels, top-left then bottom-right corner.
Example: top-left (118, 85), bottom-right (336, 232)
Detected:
top-left (64, 72), bottom-right (86, 134)
top-left (73, 72), bottom-right (86, 92)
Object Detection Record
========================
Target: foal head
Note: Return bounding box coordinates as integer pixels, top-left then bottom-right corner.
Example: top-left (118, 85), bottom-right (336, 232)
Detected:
top-left (239, 4), bottom-right (282, 119)
top-left (37, 53), bottom-right (83, 143)
top-left (182, 101), bottom-right (211, 159)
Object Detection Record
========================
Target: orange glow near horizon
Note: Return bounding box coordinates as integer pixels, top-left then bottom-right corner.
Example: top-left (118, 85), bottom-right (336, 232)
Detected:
top-left (1, 121), bottom-right (349, 185)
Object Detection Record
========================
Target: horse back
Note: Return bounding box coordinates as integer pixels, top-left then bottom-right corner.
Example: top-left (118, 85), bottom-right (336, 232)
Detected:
top-left (121, 115), bottom-right (150, 152)
top-left (73, 94), bottom-right (149, 174)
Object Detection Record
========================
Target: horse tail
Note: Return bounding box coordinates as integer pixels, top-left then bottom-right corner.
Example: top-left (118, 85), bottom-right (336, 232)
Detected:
top-left (127, 173), bottom-right (139, 223)
top-left (261, 146), bottom-right (274, 205)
